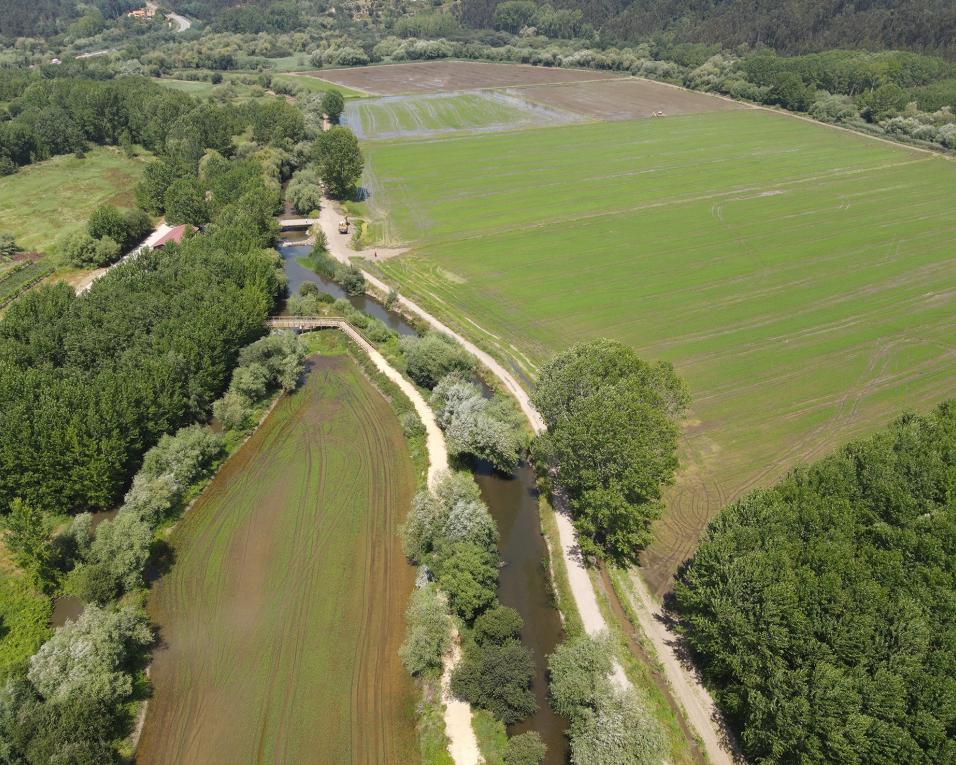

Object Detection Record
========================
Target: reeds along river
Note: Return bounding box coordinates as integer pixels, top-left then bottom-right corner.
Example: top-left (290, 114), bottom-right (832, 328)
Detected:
top-left (280, 241), bottom-right (571, 763)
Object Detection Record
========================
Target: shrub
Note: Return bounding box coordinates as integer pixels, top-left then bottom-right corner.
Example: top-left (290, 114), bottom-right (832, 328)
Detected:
top-left (83, 510), bottom-right (154, 596)
top-left (399, 584), bottom-right (451, 675)
top-left (547, 634), bottom-right (613, 718)
top-left (402, 489), bottom-right (446, 562)
top-left (399, 332), bottom-right (475, 388)
top-left (139, 425), bottom-right (224, 488)
top-left (504, 731), bottom-right (547, 765)
top-left (28, 606), bottom-right (152, 703)
top-left (0, 234), bottom-right (22, 259)
top-left (474, 605), bottom-right (523, 646)
top-left (59, 230), bottom-right (120, 269)
top-left (286, 168), bottom-right (323, 215)
top-left (451, 638), bottom-right (537, 723)
top-left (212, 390), bottom-right (252, 431)
top-left (569, 686), bottom-right (666, 765)
top-left (340, 264), bottom-right (366, 296)
top-left (435, 542), bottom-right (498, 621)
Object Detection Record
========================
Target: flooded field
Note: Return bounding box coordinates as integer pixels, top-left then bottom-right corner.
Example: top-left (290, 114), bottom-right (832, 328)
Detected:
top-left (137, 354), bottom-right (418, 764)
top-left (343, 91), bottom-right (582, 141)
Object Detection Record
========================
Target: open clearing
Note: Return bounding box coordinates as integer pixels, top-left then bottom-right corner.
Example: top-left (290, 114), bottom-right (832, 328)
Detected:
top-left (275, 72), bottom-right (369, 98)
top-left (368, 108), bottom-right (956, 594)
top-left (509, 77), bottom-right (747, 121)
top-left (344, 91), bottom-right (581, 140)
top-left (0, 146), bottom-right (146, 258)
top-left (312, 60), bottom-right (624, 95)
top-left (137, 354), bottom-right (418, 764)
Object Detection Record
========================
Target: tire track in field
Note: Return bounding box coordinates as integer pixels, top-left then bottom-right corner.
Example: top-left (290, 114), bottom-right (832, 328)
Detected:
top-left (138, 356), bottom-right (417, 765)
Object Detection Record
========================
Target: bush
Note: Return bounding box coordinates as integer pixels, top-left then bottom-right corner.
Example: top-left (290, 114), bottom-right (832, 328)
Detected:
top-left (230, 362), bottom-right (271, 400)
top-left (451, 638), bottom-right (537, 723)
top-left (399, 584), bottom-right (451, 675)
top-left (27, 606), bottom-right (152, 703)
top-left (432, 373), bottom-right (525, 472)
top-left (0, 233), bottom-right (22, 259)
top-left (138, 425), bottom-right (224, 488)
top-left (547, 634), bottom-right (613, 719)
top-left (436, 542), bottom-right (498, 621)
top-left (212, 390), bottom-right (252, 431)
top-left (569, 686), bottom-right (667, 765)
top-left (340, 264), bottom-right (366, 296)
top-left (286, 168), bottom-right (323, 215)
top-left (399, 332), bottom-right (475, 388)
top-left (59, 230), bottom-right (121, 269)
top-left (474, 605), bottom-right (523, 646)
top-left (504, 731), bottom-right (547, 765)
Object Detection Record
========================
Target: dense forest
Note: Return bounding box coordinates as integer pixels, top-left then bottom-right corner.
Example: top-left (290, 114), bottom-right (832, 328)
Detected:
top-left (0, 0), bottom-right (139, 39)
top-left (675, 403), bottom-right (956, 763)
top-left (459, 0), bottom-right (956, 57)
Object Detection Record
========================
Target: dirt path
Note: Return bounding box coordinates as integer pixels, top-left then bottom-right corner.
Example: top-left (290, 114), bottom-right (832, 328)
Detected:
top-left (315, 196), bottom-right (733, 763)
top-left (75, 222), bottom-right (172, 294)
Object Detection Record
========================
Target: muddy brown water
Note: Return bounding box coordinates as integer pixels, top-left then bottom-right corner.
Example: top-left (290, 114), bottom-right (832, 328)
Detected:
top-left (280, 248), bottom-right (572, 760)
top-left (475, 461), bottom-right (570, 764)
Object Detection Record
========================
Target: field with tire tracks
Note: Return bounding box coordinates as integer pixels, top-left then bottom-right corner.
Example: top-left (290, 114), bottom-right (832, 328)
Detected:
top-left (366, 106), bottom-right (956, 593)
top-left (137, 353), bottom-right (418, 765)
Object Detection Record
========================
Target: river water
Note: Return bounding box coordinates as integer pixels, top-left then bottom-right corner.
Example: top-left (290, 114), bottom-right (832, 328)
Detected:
top-left (279, 240), bottom-right (570, 763)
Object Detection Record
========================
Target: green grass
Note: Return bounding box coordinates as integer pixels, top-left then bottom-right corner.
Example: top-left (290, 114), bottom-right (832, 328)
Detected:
top-left (472, 709), bottom-right (508, 765)
top-left (370, 108), bottom-right (956, 590)
top-left (345, 92), bottom-right (575, 140)
top-left (0, 571), bottom-right (51, 681)
top-left (274, 73), bottom-right (368, 98)
top-left (0, 146), bottom-right (148, 258)
top-left (137, 353), bottom-right (419, 763)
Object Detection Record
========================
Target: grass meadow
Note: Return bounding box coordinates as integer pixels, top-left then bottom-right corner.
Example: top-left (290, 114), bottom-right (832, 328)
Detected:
top-left (0, 146), bottom-right (147, 258)
top-left (368, 108), bottom-right (956, 592)
top-left (276, 73), bottom-right (368, 98)
top-left (137, 352), bottom-right (419, 764)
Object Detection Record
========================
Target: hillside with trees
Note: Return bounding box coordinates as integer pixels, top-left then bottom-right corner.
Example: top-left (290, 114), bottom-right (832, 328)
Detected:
top-left (461, 0), bottom-right (956, 57)
top-left (675, 402), bottom-right (956, 763)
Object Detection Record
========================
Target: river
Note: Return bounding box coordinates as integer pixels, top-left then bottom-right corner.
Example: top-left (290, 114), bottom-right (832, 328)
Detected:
top-left (279, 241), bottom-right (570, 763)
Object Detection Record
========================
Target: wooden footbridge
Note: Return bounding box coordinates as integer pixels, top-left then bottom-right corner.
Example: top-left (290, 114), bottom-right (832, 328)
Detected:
top-left (266, 316), bottom-right (377, 354)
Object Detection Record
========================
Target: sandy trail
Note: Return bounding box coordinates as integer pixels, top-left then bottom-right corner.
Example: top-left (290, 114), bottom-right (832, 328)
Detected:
top-left (315, 195), bottom-right (733, 764)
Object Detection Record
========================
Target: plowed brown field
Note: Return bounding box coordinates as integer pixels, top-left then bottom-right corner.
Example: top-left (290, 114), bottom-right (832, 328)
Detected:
top-left (137, 354), bottom-right (418, 765)
top-left (310, 60), bottom-right (624, 95)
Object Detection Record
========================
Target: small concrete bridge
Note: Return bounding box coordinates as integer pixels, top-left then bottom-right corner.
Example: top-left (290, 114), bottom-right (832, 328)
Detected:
top-left (278, 218), bottom-right (318, 230)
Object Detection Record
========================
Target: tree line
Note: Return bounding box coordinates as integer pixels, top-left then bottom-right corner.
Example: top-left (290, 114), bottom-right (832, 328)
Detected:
top-left (675, 401), bottom-right (956, 764)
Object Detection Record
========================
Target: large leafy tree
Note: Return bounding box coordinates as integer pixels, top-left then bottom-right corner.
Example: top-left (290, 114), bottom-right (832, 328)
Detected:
top-left (313, 126), bottom-right (364, 199)
top-left (532, 339), bottom-right (688, 562)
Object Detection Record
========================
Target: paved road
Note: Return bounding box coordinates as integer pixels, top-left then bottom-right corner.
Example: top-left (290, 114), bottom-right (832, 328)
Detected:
top-left (147, 1), bottom-right (191, 31)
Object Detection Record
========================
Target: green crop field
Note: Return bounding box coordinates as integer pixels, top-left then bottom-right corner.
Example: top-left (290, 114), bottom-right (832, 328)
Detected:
top-left (0, 146), bottom-right (147, 260)
top-left (345, 92), bottom-right (577, 140)
top-left (137, 353), bottom-right (419, 764)
top-left (369, 108), bottom-right (956, 593)
top-left (276, 73), bottom-right (368, 98)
